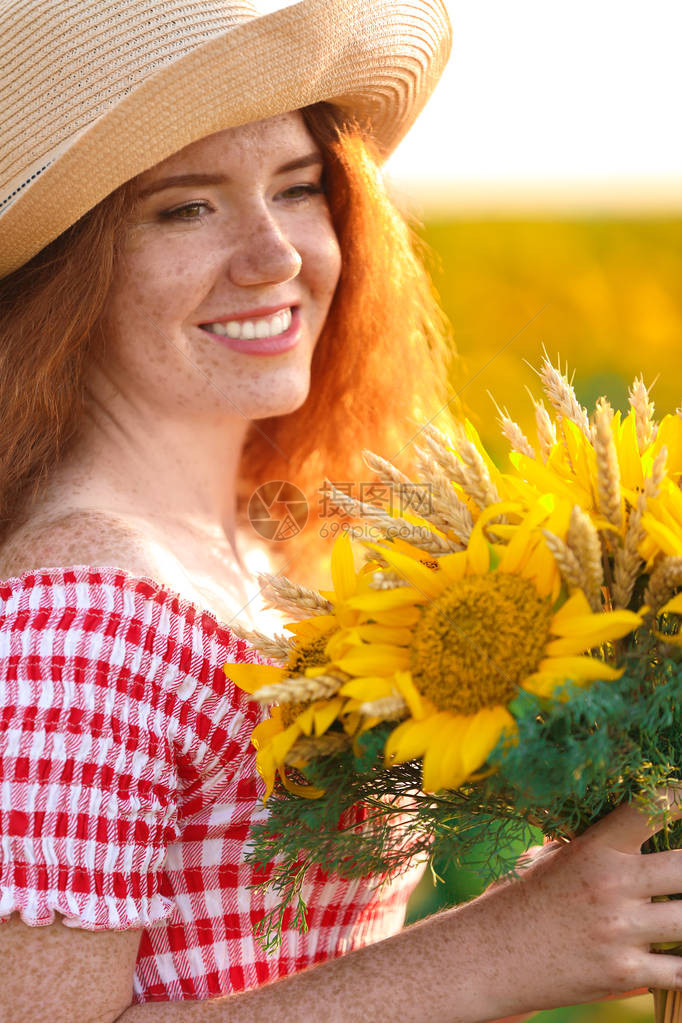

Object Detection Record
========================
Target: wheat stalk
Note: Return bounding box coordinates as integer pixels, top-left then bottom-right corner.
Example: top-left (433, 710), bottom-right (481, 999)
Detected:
top-left (526, 391), bottom-right (558, 462)
top-left (567, 506), bottom-right (604, 612)
top-left (257, 572), bottom-right (334, 618)
top-left (358, 695), bottom-right (408, 720)
top-left (487, 392), bottom-right (536, 459)
top-left (413, 452), bottom-right (475, 543)
top-left (538, 351), bottom-right (590, 437)
top-left (542, 529), bottom-right (584, 593)
top-left (418, 426), bottom-right (501, 510)
top-left (593, 400), bottom-right (623, 529)
top-left (226, 622), bottom-right (294, 663)
top-left (629, 375), bottom-right (657, 453)
top-left (284, 732), bottom-right (350, 764)
top-left (253, 673), bottom-right (344, 705)
top-left (644, 556), bottom-right (682, 614)
top-left (612, 447), bottom-right (667, 608)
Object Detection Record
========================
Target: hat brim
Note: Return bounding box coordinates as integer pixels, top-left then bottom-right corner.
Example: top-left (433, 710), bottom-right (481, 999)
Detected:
top-left (1, 0), bottom-right (451, 277)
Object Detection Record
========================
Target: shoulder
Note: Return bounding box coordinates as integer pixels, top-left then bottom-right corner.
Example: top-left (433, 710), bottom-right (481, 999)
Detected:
top-left (0, 509), bottom-right (159, 581)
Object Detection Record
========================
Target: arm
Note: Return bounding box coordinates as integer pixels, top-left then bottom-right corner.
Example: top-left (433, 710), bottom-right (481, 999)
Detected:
top-left (5, 800), bottom-right (682, 1023)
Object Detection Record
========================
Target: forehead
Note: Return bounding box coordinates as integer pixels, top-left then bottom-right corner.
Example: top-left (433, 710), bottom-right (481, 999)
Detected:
top-left (137, 111), bottom-right (316, 183)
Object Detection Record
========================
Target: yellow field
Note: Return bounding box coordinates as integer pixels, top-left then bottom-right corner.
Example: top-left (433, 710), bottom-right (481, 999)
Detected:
top-left (405, 215), bottom-right (682, 1023)
top-left (418, 217), bottom-right (682, 464)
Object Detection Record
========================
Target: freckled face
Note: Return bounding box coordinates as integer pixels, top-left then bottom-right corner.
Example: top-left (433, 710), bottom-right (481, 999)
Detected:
top-left (102, 112), bottom-right (342, 421)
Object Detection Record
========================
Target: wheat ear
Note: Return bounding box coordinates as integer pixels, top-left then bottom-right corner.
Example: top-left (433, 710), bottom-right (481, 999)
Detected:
top-left (538, 351), bottom-right (590, 437)
top-left (629, 375), bottom-right (657, 453)
top-left (258, 572), bottom-right (333, 618)
top-left (612, 447), bottom-right (667, 608)
top-left (284, 732), bottom-right (350, 764)
top-left (226, 622), bottom-right (294, 663)
top-left (358, 695), bottom-right (408, 720)
top-left (253, 673), bottom-right (344, 705)
top-left (644, 556), bottom-right (682, 614)
top-left (593, 400), bottom-right (623, 529)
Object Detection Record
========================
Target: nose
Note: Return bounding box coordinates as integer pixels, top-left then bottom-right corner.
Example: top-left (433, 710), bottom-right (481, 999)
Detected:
top-left (228, 204), bottom-right (302, 287)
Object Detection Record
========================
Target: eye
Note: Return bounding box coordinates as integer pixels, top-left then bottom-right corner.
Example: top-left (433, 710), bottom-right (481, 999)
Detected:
top-left (278, 183), bottom-right (326, 203)
top-left (160, 200), bottom-right (213, 221)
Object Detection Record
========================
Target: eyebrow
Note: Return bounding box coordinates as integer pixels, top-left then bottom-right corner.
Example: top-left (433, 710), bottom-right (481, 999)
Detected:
top-left (136, 153), bottom-right (325, 199)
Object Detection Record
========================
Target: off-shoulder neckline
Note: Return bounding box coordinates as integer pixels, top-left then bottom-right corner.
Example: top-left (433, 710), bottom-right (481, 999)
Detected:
top-left (0, 564), bottom-right (249, 643)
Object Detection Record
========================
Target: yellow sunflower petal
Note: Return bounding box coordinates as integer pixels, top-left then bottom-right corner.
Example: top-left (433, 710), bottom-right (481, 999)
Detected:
top-left (550, 589), bottom-right (593, 625)
top-left (314, 697), bottom-right (345, 736)
top-left (256, 748), bottom-right (277, 801)
top-left (330, 532), bottom-right (358, 601)
top-left (278, 768), bottom-right (326, 799)
top-left (370, 606), bottom-right (422, 628)
top-left (459, 706), bottom-right (513, 778)
top-left (392, 670), bottom-right (429, 719)
top-left (437, 716), bottom-right (471, 790)
top-left (385, 712), bottom-right (451, 765)
top-left (545, 610), bottom-right (640, 655)
top-left (333, 644), bottom-right (411, 677)
top-left (549, 608), bottom-right (641, 640)
top-left (534, 656), bottom-right (624, 681)
top-left (659, 593), bottom-right (682, 616)
top-left (422, 716), bottom-right (457, 792)
top-left (223, 662), bottom-right (285, 694)
top-left (284, 616), bottom-right (338, 640)
top-left (641, 514), bottom-right (682, 557)
top-left (354, 623), bottom-right (413, 645)
top-left (346, 587), bottom-right (424, 612)
top-left (339, 677), bottom-right (396, 701)
top-left (270, 722), bottom-right (304, 764)
top-left (364, 543), bottom-right (444, 599)
top-left (251, 715), bottom-right (283, 750)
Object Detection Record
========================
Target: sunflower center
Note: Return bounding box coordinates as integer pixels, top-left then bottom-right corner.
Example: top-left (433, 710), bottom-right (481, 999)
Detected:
top-left (410, 573), bottom-right (554, 715)
top-left (280, 634), bottom-right (330, 728)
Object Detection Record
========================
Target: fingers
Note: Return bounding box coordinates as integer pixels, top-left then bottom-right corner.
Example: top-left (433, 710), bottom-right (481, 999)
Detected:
top-left (632, 850), bottom-right (682, 898)
top-left (631, 899), bottom-right (682, 942)
top-left (637, 950), bottom-right (682, 993)
top-left (583, 790), bottom-right (682, 854)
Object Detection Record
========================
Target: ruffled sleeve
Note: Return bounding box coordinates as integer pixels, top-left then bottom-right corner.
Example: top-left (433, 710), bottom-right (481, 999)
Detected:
top-left (0, 568), bottom-right (184, 930)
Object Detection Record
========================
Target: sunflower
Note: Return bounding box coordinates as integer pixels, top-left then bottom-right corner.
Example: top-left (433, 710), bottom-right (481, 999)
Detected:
top-left (334, 517), bottom-right (641, 792)
top-left (224, 533), bottom-right (392, 798)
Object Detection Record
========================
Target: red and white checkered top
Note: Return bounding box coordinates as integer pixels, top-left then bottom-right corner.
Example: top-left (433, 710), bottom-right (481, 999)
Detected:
top-left (0, 566), bottom-right (424, 1002)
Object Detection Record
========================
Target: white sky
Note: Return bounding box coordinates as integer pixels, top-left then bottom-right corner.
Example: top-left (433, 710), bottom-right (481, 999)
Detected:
top-left (260, 1), bottom-right (682, 208)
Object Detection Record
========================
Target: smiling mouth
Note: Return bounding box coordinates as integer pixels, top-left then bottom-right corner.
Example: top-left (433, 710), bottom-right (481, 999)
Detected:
top-left (200, 307), bottom-right (293, 340)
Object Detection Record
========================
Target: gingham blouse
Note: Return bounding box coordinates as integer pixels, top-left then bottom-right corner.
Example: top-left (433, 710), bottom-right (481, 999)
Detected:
top-left (0, 566), bottom-right (423, 1002)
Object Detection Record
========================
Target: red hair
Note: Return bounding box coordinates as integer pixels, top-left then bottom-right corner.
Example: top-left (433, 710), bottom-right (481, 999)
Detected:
top-left (0, 104), bottom-right (456, 586)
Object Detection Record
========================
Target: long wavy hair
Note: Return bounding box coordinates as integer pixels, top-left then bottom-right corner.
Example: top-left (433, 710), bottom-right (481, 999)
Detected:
top-left (0, 103), bottom-right (456, 585)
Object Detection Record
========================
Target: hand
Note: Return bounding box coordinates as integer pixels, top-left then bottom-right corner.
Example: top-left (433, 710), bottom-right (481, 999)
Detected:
top-left (461, 791), bottom-right (682, 1017)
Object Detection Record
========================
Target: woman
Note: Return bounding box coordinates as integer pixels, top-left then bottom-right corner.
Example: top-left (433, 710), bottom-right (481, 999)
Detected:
top-left (1, 2), bottom-right (682, 1021)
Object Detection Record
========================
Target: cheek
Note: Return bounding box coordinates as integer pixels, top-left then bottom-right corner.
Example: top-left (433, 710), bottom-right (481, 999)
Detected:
top-left (110, 238), bottom-right (220, 322)
top-left (301, 224), bottom-right (342, 304)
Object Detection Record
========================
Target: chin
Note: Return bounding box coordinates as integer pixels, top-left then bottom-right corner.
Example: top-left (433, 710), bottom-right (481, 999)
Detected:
top-left (248, 371), bottom-right (312, 420)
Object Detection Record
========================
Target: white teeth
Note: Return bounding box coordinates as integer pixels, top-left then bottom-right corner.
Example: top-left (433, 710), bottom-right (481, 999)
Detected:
top-left (203, 307), bottom-right (293, 341)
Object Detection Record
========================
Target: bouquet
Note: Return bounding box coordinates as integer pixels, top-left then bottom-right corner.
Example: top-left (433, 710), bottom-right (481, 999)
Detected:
top-left (225, 354), bottom-right (682, 1021)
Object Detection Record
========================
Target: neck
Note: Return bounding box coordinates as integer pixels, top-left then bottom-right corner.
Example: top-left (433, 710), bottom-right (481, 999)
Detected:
top-left (36, 386), bottom-right (253, 566)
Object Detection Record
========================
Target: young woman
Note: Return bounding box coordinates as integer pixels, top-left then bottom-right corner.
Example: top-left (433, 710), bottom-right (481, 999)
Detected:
top-left (2, 2), bottom-right (682, 1021)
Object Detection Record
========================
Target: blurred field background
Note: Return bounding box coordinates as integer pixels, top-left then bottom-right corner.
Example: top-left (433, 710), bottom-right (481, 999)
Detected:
top-left (403, 213), bottom-right (682, 1023)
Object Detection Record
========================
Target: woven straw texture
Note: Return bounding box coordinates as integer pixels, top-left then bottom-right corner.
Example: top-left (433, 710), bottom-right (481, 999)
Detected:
top-left (0, 0), bottom-right (451, 277)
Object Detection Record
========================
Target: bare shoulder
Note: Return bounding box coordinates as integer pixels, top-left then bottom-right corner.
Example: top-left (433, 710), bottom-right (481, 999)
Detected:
top-left (0, 509), bottom-right (157, 581)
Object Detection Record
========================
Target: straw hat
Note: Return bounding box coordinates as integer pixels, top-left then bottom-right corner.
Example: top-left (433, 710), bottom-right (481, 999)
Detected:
top-left (0, 0), bottom-right (451, 278)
